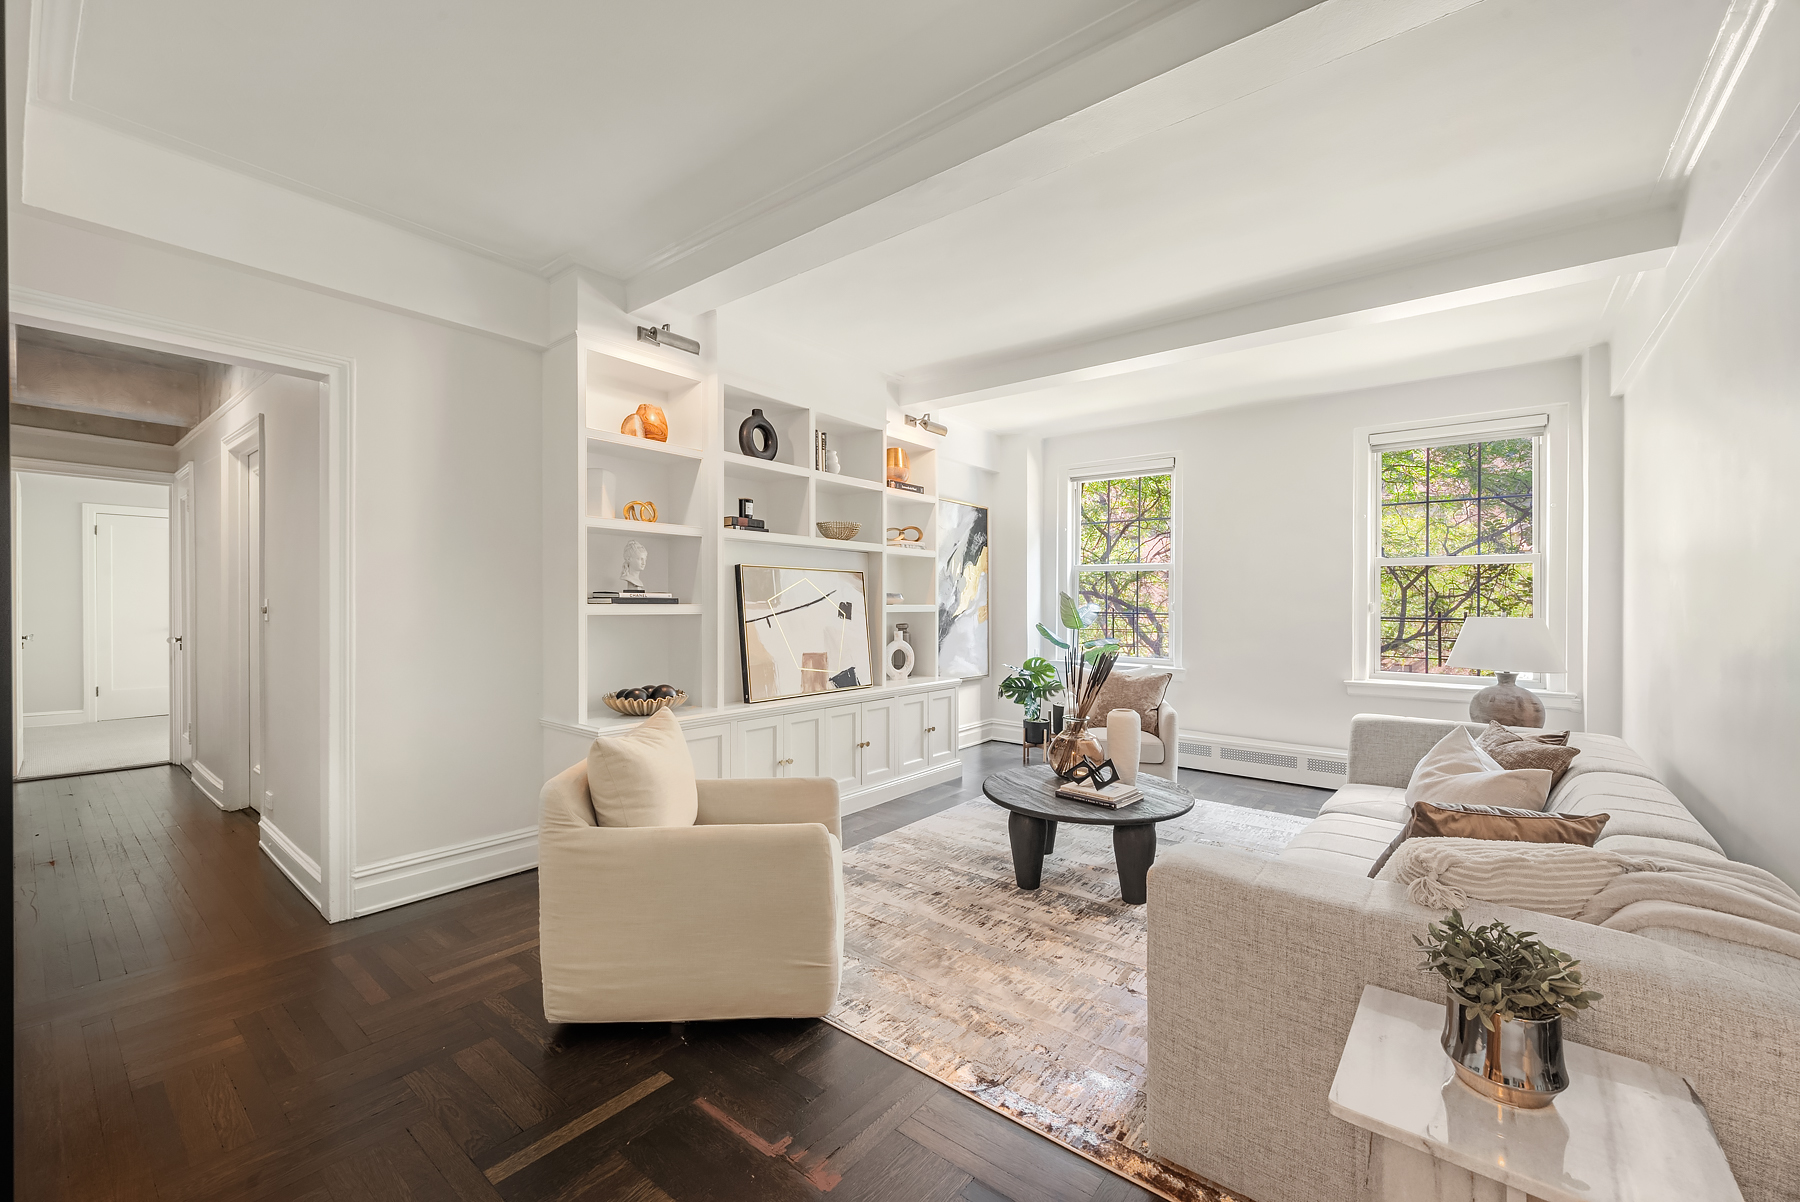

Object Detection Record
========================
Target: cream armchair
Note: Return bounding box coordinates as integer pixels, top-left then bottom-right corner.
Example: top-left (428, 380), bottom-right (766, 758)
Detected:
top-left (1089, 703), bottom-right (1180, 781)
top-left (538, 761), bottom-right (844, 1024)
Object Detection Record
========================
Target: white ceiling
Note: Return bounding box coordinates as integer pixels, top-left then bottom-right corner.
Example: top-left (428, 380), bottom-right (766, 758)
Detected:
top-left (53, 0), bottom-right (1193, 274)
top-left (23, 0), bottom-right (1749, 430)
top-left (724, 0), bottom-right (1723, 378)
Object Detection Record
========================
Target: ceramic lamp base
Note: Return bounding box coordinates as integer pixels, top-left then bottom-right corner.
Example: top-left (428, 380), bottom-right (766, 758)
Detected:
top-left (1468, 672), bottom-right (1545, 728)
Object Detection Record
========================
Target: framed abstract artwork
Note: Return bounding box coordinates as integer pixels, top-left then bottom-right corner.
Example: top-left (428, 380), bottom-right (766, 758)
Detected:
top-left (735, 564), bottom-right (873, 703)
top-left (937, 498), bottom-right (990, 679)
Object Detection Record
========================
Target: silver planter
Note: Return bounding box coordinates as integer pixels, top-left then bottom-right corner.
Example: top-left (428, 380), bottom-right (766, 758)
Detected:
top-left (1442, 993), bottom-right (1569, 1108)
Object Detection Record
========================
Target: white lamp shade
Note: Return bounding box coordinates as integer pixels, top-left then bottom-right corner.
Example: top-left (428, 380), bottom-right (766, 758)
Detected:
top-left (1445, 617), bottom-right (1565, 673)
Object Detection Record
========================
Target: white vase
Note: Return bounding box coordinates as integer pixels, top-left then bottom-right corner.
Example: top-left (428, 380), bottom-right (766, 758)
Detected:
top-left (1107, 708), bottom-right (1140, 784)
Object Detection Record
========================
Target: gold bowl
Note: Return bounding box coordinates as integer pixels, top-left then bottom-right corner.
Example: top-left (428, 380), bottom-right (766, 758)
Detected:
top-left (816, 521), bottom-right (861, 541)
top-left (600, 690), bottom-right (688, 716)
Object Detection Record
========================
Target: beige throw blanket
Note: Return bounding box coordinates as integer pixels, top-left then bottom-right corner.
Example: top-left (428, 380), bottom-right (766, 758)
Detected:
top-left (1580, 855), bottom-right (1800, 961)
top-left (1388, 838), bottom-right (1800, 963)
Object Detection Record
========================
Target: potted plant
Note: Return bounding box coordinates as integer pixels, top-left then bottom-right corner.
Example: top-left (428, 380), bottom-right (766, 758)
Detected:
top-left (998, 657), bottom-right (1060, 747)
top-left (1035, 591), bottom-right (1118, 702)
top-left (1416, 910), bottom-right (1601, 1108)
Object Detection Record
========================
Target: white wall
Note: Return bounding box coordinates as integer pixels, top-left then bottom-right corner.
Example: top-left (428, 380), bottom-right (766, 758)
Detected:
top-left (179, 374), bottom-right (322, 873)
top-left (17, 472), bottom-right (169, 716)
top-left (934, 455), bottom-right (1000, 740)
top-left (12, 211), bottom-right (545, 916)
top-left (1618, 122), bottom-right (1799, 889)
top-left (989, 359), bottom-right (1591, 751)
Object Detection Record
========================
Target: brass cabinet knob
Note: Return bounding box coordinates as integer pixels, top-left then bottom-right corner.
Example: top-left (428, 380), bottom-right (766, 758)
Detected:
top-left (857, 741), bottom-right (871, 748)
top-left (778, 757), bottom-right (793, 766)
top-left (924, 726), bottom-right (936, 733)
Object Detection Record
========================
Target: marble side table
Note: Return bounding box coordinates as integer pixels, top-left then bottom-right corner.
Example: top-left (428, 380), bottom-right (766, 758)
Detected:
top-left (1328, 985), bottom-right (1742, 1202)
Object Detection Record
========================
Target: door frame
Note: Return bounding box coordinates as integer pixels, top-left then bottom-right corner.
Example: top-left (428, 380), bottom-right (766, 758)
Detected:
top-left (171, 462), bottom-right (196, 768)
top-left (222, 417), bottom-right (264, 812)
top-left (11, 461), bottom-right (175, 752)
top-left (11, 289), bottom-right (357, 922)
top-left (81, 501), bottom-right (171, 723)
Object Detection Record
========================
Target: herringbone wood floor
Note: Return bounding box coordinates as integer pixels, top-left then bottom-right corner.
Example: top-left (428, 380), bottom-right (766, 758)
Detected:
top-left (13, 751), bottom-right (1325, 1201)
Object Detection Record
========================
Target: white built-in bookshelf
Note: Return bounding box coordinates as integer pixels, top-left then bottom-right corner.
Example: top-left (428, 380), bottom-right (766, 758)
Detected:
top-left (543, 334), bottom-right (956, 737)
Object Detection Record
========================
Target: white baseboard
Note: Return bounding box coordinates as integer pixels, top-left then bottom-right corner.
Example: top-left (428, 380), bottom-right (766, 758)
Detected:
top-left (259, 819), bottom-right (324, 913)
top-left (352, 826), bottom-right (538, 917)
top-left (840, 759), bottom-right (964, 815)
top-left (190, 760), bottom-right (229, 808)
top-left (958, 718), bottom-right (1012, 749)
top-left (24, 709), bottom-right (87, 728)
top-left (1175, 729), bottom-right (1349, 790)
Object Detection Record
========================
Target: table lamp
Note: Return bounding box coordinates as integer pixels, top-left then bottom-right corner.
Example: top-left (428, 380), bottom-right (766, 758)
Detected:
top-left (1444, 617), bottom-right (1564, 728)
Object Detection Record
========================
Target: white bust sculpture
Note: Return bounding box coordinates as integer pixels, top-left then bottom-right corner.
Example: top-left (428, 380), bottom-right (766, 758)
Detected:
top-left (621, 539), bottom-right (649, 591)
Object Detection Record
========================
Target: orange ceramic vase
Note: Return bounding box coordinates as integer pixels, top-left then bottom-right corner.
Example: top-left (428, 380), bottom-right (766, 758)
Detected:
top-left (620, 403), bottom-right (669, 442)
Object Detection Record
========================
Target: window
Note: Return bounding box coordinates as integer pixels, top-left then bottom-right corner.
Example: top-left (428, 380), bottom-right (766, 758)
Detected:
top-left (1373, 428), bottom-right (1541, 677)
top-left (1073, 467), bottom-right (1174, 661)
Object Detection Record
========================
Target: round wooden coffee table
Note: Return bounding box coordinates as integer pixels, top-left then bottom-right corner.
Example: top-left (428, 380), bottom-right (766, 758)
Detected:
top-left (981, 764), bottom-right (1194, 904)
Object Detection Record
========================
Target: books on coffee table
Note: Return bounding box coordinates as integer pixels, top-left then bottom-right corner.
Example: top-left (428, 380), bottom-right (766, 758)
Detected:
top-left (1054, 779), bottom-right (1143, 809)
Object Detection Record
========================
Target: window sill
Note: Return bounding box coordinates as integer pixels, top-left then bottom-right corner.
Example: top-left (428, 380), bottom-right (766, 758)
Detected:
top-left (1343, 678), bottom-right (1583, 712)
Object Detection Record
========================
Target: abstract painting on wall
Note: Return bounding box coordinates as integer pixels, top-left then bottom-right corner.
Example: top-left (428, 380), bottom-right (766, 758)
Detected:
top-left (937, 499), bottom-right (990, 679)
top-left (735, 564), bottom-right (873, 703)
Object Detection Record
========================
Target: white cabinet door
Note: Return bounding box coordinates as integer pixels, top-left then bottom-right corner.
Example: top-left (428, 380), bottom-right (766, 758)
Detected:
top-left (736, 715), bottom-right (783, 778)
top-left (822, 704), bottom-right (861, 794)
top-left (926, 691), bottom-right (957, 767)
top-left (860, 697), bottom-right (898, 788)
top-left (895, 693), bottom-right (929, 776)
top-left (781, 710), bottom-right (826, 779)
top-left (685, 724), bottom-right (731, 779)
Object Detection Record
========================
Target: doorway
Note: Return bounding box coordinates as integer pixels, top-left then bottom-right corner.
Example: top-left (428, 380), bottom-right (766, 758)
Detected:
top-left (13, 467), bottom-right (173, 778)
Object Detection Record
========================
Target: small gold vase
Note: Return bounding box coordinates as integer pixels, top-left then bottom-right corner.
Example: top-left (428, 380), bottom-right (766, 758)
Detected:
top-left (1047, 718), bottom-right (1101, 778)
top-left (886, 446), bottom-right (910, 483)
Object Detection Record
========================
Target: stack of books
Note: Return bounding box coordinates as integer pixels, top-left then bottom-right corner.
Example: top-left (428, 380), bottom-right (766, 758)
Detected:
top-left (886, 479), bottom-right (925, 494)
top-left (814, 430), bottom-right (829, 471)
top-left (590, 590), bottom-right (680, 605)
top-left (1054, 778), bottom-right (1143, 809)
top-left (722, 516), bottom-right (767, 531)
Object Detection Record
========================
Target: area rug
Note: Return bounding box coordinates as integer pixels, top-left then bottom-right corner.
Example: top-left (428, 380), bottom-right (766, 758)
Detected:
top-left (828, 795), bottom-right (1308, 1201)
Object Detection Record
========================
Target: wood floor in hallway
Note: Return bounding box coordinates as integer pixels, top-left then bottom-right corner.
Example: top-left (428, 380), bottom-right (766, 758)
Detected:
top-left (11, 749), bottom-right (1326, 1201)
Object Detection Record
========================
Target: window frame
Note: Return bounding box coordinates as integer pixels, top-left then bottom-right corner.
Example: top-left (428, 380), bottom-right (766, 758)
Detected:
top-left (1349, 407), bottom-right (1574, 700)
top-left (1063, 456), bottom-right (1179, 668)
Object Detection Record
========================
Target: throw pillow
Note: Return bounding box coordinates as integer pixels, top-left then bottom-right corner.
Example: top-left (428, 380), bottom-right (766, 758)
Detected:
top-left (1368, 799), bottom-right (1609, 877)
top-left (1404, 727), bottom-right (1553, 812)
top-left (1476, 720), bottom-right (1570, 750)
top-left (586, 709), bottom-right (698, 827)
top-left (1476, 721), bottom-right (1580, 787)
top-left (1387, 837), bottom-right (1645, 918)
top-left (1090, 668), bottom-right (1171, 735)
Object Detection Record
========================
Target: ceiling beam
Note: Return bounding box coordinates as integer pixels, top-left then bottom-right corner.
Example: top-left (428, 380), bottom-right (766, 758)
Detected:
top-left (896, 201), bottom-right (1684, 408)
top-left (626, 0), bottom-right (1485, 314)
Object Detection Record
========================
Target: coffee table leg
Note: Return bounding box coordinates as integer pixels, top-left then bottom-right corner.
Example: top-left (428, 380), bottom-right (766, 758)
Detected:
top-left (1043, 820), bottom-right (1058, 855)
top-left (1008, 812), bottom-right (1049, 890)
top-left (1113, 823), bottom-right (1157, 904)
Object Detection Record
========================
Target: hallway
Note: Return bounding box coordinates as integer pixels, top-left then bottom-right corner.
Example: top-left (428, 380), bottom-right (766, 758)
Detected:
top-left (18, 716), bottom-right (170, 780)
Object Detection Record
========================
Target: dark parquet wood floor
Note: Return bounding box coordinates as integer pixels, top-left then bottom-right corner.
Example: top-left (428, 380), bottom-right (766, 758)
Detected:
top-left (12, 746), bottom-right (1326, 1202)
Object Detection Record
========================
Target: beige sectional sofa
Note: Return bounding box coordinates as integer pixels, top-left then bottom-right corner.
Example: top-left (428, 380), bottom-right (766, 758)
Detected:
top-left (1145, 714), bottom-right (1799, 1202)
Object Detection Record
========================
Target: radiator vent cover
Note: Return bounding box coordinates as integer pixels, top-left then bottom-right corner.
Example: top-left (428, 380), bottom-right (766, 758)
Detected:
top-left (1221, 746), bottom-right (1298, 769)
top-left (1178, 739), bottom-right (1213, 757)
top-left (1307, 757), bottom-right (1349, 776)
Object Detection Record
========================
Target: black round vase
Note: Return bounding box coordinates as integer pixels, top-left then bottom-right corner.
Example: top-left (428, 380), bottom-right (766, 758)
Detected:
top-left (738, 408), bottom-right (779, 460)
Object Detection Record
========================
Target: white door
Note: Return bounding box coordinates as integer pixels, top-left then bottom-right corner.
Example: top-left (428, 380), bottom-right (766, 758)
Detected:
top-left (822, 703), bottom-right (861, 794)
top-left (736, 714), bottom-right (783, 778)
top-left (895, 692), bottom-right (929, 776)
top-left (685, 725), bottom-right (730, 779)
top-left (782, 710), bottom-right (826, 779)
top-left (859, 697), bottom-right (898, 789)
top-left (926, 691), bottom-right (958, 767)
top-left (246, 450), bottom-right (266, 810)
top-left (87, 505), bottom-right (171, 721)
top-left (172, 467), bottom-right (196, 767)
